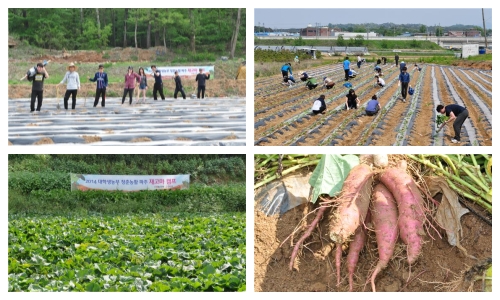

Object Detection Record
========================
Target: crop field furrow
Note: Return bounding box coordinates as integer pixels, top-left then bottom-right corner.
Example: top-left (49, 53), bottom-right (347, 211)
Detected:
top-left (254, 61), bottom-right (491, 146)
top-left (295, 68), bottom-right (402, 146)
top-left (443, 68), bottom-right (491, 145)
top-left (254, 64), bottom-right (386, 143)
top-left (262, 67), bottom-right (398, 146)
top-left (392, 67), bottom-right (427, 146)
top-left (313, 71), bottom-right (399, 145)
top-left (282, 68), bottom-right (400, 146)
top-left (406, 66), bottom-right (436, 145)
top-left (456, 70), bottom-right (492, 106)
top-left (467, 70), bottom-right (492, 86)
top-left (356, 69), bottom-right (420, 146)
top-left (254, 63), bottom-right (374, 120)
top-left (440, 67), bottom-right (481, 145)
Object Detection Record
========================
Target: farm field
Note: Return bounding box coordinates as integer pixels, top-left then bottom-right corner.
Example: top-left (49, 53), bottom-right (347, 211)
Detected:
top-left (9, 213), bottom-right (246, 292)
top-left (254, 62), bottom-right (492, 146)
top-left (8, 97), bottom-right (246, 146)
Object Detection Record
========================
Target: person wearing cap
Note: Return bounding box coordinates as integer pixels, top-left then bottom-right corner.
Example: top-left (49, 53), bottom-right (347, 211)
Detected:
top-left (375, 75), bottom-right (385, 87)
top-left (299, 71), bottom-right (309, 82)
top-left (151, 65), bottom-right (165, 100)
top-left (311, 95), bottom-right (327, 115)
top-left (281, 63), bottom-right (292, 78)
top-left (58, 63), bottom-right (80, 110)
top-left (236, 61), bottom-right (246, 80)
top-left (398, 66), bottom-right (411, 102)
top-left (122, 66), bottom-right (141, 105)
top-left (195, 68), bottom-right (210, 99)
top-left (174, 70), bottom-right (186, 100)
top-left (366, 95), bottom-right (381, 116)
top-left (29, 62), bottom-right (49, 112)
top-left (89, 64), bottom-right (108, 107)
top-left (294, 55), bottom-right (300, 63)
top-left (323, 77), bottom-right (335, 89)
top-left (399, 60), bottom-right (406, 73)
top-left (343, 56), bottom-right (351, 81)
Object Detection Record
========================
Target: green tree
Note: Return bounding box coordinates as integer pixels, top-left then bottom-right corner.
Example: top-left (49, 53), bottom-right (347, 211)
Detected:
top-left (419, 25), bottom-right (427, 34)
top-left (337, 35), bottom-right (345, 46)
top-left (354, 35), bottom-right (364, 46)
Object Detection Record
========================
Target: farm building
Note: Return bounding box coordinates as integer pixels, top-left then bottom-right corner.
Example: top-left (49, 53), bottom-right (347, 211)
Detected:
top-left (300, 25), bottom-right (331, 37)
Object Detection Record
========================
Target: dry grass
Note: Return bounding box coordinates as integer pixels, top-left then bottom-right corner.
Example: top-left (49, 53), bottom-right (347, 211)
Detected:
top-left (175, 137), bottom-right (191, 141)
top-left (33, 137), bottom-right (54, 145)
top-left (130, 137), bottom-right (152, 143)
top-left (82, 135), bottom-right (102, 143)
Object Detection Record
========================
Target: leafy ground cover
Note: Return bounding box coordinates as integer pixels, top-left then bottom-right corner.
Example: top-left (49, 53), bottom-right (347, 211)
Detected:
top-left (9, 213), bottom-right (246, 292)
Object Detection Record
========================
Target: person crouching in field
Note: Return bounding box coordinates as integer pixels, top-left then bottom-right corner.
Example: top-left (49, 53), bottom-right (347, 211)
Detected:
top-left (282, 75), bottom-right (295, 87)
top-left (174, 71), bottom-right (186, 100)
top-left (299, 71), bottom-right (309, 81)
top-left (375, 75), bottom-right (385, 87)
top-left (345, 88), bottom-right (360, 110)
top-left (436, 104), bottom-right (469, 143)
top-left (58, 63), bottom-right (80, 110)
top-left (306, 77), bottom-right (318, 90)
top-left (323, 77), bottom-right (335, 89)
top-left (311, 95), bottom-right (327, 115)
top-left (151, 65), bottom-right (165, 100)
top-left (136, 67), bottom-right (148, 104)
top-left (89, 64), bottom-right (108, 107)
top-left (122, 66), bottom-right (141, 105)
top-left (195, 68), bottom-right (210, 99)
top-left (281, 62), bottom-right (293, 78)
top-left (28, 62), bottom-right (49, 112)
top-left (366, 95), bottom-right (381, 116)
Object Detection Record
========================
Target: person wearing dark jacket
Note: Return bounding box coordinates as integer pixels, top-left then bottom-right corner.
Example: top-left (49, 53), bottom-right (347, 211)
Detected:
top-left (195, 68), bottom-right (210, 99)
top-left (436, 104), bottom-right (469, 143)
top-left (89, 64), bottom-right (108, 107)
top-left (398, 66), bottom-right (410, 102)
top-left (395, 54), bottom-right (399, 66)
top-left (174, 71), bottom-right (186, 99)
top-left (151, 65), bottom-right (165, 100)
top-left (399, 60), bottom-right (407, 73)
top-left (311, 95), bottom-right (327, 115)
top-left (28, 62), bottom-right (49, 112)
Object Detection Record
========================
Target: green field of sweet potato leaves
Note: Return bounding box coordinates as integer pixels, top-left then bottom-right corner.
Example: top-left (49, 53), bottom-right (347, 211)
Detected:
top-left (8, 213), bottom-right (246, 292)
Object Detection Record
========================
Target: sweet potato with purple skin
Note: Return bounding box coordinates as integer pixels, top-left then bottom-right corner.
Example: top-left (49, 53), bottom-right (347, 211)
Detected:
top-left (370, 183), bottom-right (399, 292)
top-left (329, 164), bottom-right (373, 285)
top-left (379, 163), bottom-right (425, 265)
top-left (346, 212), bottom-right (370, 292)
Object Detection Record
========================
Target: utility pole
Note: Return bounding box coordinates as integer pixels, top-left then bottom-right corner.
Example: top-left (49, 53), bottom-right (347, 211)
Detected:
top-left (482, 8), bottom-right (488, 49)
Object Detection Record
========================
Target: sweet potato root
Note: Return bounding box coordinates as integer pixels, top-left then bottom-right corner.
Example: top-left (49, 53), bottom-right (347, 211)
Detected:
top-left (370, 183), bottom-right (399, 292)
top-left (329, 164), bottom-right (373, 285)
top-left (379, 164), bottom-right (425, 265)
top-left (346, 212), bottom-right (369, 292)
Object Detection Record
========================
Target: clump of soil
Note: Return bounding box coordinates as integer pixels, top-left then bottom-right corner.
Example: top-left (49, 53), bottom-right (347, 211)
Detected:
top-left (33, 137), bottom-right (54, 145)
top-left (223, 133), bottom-right (238, 140)
top-left (175, 137), bottom-right (191, 141)
top-left (82, 135), bottom-right (102, 143)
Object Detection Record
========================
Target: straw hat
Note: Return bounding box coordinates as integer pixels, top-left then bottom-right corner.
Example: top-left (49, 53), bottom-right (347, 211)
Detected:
top-left (67, 63), bottom-right (78, 71)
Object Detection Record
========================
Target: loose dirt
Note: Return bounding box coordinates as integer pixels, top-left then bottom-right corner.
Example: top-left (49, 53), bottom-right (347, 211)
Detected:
top-left (254, 197), bottom-right (492, 292)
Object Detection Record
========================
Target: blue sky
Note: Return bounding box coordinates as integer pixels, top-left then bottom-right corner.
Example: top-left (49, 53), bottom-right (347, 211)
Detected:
top-left (255, 8), bottom-right (492, 29)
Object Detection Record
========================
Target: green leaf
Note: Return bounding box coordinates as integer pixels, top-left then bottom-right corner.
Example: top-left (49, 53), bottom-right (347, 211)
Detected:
top-left (308, 155), bottom-right (360, 203)
top-left (85, 282), bottom-right (101, 292)
top-left (202, 264), bottom-right (216, 275)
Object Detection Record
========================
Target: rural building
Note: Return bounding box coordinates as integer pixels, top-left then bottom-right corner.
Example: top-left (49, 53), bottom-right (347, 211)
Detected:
top-left (447, 29), bottom-right (482, 37)
top-left (300, 25), bottom-right (331, 37)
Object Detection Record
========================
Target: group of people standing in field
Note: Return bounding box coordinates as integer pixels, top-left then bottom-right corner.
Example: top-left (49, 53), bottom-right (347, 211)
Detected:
top-left (25, 63), bottom-right (216, 112)
top-left (278, 53), bottom-right (467, 143)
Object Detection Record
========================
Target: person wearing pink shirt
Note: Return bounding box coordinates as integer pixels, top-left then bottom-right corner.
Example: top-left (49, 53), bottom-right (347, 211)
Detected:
top-left (121, 66), bottom-right (141, 105)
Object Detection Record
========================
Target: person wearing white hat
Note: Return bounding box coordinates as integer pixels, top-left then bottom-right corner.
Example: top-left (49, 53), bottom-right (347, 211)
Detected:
top-left (58, 62), bottom-right (80, 110)
top-left (399, 60), bottom-right (406, 73)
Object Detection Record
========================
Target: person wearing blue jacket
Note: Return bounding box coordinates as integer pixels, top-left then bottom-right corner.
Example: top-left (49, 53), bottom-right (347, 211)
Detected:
top-left (281, 63), bottom-right (292, 78)
top-left (399, 60), bottom-right (407, 73)
top-left (398, 66), bottom-right (410, 102)
top-left (343, 57), bottom-right (350, 81)
top-left (89, 64), bottom-right (108, 107)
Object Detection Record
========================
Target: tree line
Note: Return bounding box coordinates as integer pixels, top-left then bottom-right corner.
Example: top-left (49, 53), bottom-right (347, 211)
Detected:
top-left (9, 8), bottom-right (245, 58)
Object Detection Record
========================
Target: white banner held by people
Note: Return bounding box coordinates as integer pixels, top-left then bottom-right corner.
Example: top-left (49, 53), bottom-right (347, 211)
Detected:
top-left (70, 174), bottom-right (190, 191)
top-left (145, 66), bottom-right (214, 79)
